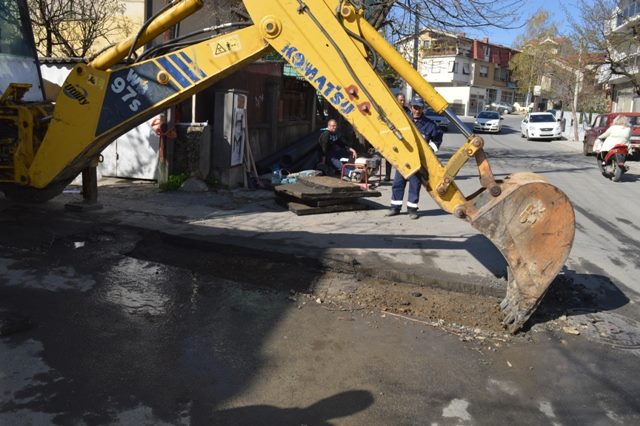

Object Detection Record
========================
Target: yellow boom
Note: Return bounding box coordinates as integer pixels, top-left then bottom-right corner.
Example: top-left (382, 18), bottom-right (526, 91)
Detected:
top-left (1, 0), bottom-right (575, 332)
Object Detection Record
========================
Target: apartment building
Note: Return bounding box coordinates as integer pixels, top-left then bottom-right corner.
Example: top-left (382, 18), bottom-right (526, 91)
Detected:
top-left (397, 29), bottom-right (519, 116)
top-left (599, 0), bottom-right (640, 112)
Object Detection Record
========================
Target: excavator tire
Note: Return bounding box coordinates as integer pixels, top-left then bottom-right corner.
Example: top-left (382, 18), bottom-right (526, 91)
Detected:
top-left (465, 172), bottom-right (575, 333)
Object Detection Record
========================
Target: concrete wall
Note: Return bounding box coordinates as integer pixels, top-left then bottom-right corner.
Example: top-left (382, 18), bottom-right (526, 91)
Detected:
top-left (436, 86), bottom-right (471, 116)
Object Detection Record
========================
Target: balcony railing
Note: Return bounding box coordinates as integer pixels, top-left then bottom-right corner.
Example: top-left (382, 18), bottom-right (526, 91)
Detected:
top-left (422, 48), bottom-right (457, 56)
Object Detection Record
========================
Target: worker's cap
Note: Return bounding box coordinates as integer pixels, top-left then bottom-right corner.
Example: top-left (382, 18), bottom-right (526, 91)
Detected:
top-left (410, 96), bottom-right (425, 109)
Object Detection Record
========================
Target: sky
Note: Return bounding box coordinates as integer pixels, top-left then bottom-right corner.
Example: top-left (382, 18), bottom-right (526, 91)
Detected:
top-left (464, 0), bottom-right (582, 48)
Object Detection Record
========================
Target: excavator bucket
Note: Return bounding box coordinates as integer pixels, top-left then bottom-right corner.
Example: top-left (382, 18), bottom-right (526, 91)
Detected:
top-left (464, 173), bottom-right (575, 332)
top-left (338, 11), bottom-right (576, 331)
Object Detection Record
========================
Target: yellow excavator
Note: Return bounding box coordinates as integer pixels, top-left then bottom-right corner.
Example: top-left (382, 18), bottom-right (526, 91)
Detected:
top-left (0, 0), bottom-right (575, 332)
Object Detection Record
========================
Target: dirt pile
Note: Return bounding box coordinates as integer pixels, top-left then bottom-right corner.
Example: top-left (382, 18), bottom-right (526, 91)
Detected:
top-left (317, 277), bottom-right (507, 335)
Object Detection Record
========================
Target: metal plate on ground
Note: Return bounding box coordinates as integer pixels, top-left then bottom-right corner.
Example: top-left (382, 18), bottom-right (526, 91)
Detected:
top-left (296, 176), bottom-right (362, 192)
top-left (274, 183), bottom-right (381, 200)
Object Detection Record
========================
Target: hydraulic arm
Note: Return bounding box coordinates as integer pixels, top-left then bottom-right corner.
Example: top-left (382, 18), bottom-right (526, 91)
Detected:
top-left (242, 0), bottom-right (575, 331)
top-left (0, 0), bottom-right (575, 332)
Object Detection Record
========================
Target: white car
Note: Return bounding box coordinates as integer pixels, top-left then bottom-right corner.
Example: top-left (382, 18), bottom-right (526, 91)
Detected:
top-left (473, 111), bottom-right (503, 133)
top-left (520, 112), bottom-right (562, 140)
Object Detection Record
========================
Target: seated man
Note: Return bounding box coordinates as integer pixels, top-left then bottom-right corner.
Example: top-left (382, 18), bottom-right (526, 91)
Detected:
top-left (318, 119), bottom-right (357, 175)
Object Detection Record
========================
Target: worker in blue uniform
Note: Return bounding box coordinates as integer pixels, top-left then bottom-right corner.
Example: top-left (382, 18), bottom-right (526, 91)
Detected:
top-left (386, 96), bottom-right (443, 219)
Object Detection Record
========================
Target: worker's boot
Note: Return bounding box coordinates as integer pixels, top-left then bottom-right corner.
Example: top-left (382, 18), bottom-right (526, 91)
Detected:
top-left (385, 208), bottom-right (400, 217)
top-left (408, 208), bottom-right (419, 220)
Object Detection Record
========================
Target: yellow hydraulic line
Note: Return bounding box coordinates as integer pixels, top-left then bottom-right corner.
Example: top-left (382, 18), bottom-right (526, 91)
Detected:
top-left (89, 0), bottom-right (204, 70)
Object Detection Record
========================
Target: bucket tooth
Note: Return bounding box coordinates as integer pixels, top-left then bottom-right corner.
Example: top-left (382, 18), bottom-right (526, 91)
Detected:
top-left (465, 173), bottom-right (575, 333)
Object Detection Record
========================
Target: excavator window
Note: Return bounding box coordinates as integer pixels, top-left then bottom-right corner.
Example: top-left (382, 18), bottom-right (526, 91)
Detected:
top-left (0, 0), bottom-right (36, 57)
top-left (0, 0), bottom-right (44, 102)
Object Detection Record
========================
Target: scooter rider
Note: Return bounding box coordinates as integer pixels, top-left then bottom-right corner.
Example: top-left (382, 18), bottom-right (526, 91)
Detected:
top-left (596, 115), bottom-right (631, 157)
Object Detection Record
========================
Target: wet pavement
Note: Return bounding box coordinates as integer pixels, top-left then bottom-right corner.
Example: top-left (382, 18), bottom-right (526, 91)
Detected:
top-left (1, 183), bottom-right (640, 424)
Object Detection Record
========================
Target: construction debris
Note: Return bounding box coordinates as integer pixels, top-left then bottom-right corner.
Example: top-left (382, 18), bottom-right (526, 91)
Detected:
top-left (562, 326), bottom-right (581, 335)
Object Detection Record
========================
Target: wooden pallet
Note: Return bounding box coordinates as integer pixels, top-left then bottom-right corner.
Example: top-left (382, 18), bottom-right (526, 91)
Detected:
top-left (274, 176), bottom-right (381, 216)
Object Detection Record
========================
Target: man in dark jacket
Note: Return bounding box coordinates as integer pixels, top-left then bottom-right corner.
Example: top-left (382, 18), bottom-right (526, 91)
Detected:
top-left (386, 96), bottom-right (443, 219)
top-left (318, 119), bottom-right (357, 175)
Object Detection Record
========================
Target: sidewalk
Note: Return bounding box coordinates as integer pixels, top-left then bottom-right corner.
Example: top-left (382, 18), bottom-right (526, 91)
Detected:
top-left (51, 178), bottom-right (509, 296)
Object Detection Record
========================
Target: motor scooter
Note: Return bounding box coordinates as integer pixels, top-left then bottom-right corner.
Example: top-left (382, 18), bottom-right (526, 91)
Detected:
top-left (597, 144), bottom-right (629, 182)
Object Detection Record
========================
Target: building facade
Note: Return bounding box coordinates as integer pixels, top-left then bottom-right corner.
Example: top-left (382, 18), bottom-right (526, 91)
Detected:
top-left (600, 0), bottom-right (640, 112)
top-left (397, 29), bottom-right (519, 116)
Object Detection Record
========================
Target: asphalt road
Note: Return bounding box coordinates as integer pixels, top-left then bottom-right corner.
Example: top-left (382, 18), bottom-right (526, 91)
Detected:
top-left (2, 114), bottom-right (640, 425)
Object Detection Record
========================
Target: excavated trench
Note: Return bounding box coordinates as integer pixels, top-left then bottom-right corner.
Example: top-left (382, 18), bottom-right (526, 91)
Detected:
top-left (0, 208), bottom-right (624, 342)
top-left (128, 230), bottom-right (509, 334)
top-left (128, 230), bottom-right (627, 339)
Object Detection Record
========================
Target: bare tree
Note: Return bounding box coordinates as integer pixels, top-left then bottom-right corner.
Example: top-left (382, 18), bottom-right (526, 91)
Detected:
top-left (570, 0), bottom-right (640, 97)
top-left (217, 0), bottom-right (524, 33)
top-left (542, 41), bottom-right (593, 141)
top-left (27, 0), bottom-right (131, 58)
top-left (202, 0), bottom-right (245, 25)
top-left (510, 8), bottom-right (607, 141)
top-left (370, 0), bottom-right (525, 36)
top-left (355, 0), bottom-right (529, 89)
top-left (511, 8), bottom-right (558, 49)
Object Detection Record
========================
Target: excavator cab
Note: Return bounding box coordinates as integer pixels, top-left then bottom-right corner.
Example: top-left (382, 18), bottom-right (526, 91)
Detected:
top-left (0, 0), bottom-right (53, 199)
top-left (0, 0), bottom-right (44, 102)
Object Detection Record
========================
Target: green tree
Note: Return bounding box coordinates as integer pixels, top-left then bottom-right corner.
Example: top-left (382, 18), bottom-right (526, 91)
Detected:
top-left (509, 10), bottom-right (559, 106)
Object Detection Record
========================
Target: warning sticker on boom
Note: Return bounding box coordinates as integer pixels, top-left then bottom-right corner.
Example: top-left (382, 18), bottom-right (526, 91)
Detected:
top-left (211, 35), bottom-right (242, 56)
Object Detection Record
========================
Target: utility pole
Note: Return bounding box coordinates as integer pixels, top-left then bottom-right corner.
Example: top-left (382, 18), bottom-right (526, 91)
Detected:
top-left (157, 0), bottom-right (177, 184)
top-left (572, 42), bottom-right (583, 142)
top-left (412, 4), bottom-right (420, 71)
top-left (410, 3), bottom-right (420, 99)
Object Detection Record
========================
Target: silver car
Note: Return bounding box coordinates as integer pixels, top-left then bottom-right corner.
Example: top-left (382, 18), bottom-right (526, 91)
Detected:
top-left (490, 101), bottom-right (514, 114)
top-left (473, 111), bottom-right (503, 133)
